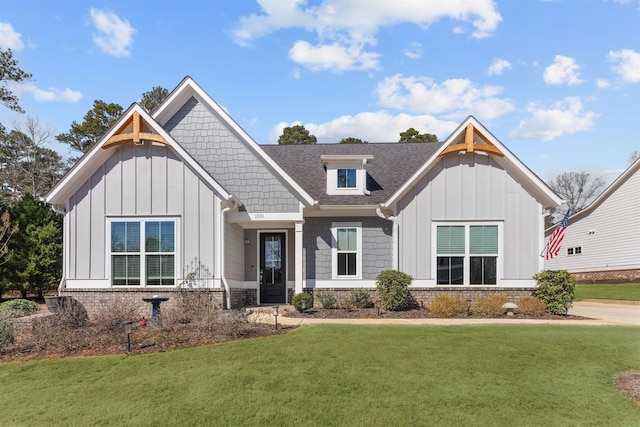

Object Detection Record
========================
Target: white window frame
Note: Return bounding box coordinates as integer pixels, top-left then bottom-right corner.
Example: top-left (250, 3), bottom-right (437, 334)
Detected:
top-left (432, 222), bottom-right (502, 286)
top-left (331, 222), bottom-right (362, 279)
top-left (107, 217), bottom-right (180, 287)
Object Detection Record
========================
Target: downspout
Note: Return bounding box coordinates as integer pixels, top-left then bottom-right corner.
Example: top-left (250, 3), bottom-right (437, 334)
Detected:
top-left (50, 204), bottom-right (67, 294)
top-left (376, 206), bottom-right (398, 270)
top-left (220, 196), bottom-right (238, 309)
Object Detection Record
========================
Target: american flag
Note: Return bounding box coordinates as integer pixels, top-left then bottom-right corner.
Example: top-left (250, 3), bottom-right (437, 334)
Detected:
top-left (546, 209), bottom-right (571, 260)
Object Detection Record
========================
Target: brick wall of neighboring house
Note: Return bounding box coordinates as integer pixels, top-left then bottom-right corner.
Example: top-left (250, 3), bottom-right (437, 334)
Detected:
top-left (60, 288), bottom-right (226, 320)
top-left (572, 269), bottom-right (640, 284)
top-left (309, 287), bottom-right (535, 308)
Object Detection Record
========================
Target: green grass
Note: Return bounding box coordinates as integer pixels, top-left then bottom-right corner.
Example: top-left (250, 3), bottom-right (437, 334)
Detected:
top-left (1, 325), bottom-right (639, 426)
top-left (575, 283), bottom-right (640, 301)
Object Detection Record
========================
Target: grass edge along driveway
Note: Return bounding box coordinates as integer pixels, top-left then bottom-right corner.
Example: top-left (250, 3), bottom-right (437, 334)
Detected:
top-left (1, 324), bottom-right (639, 426)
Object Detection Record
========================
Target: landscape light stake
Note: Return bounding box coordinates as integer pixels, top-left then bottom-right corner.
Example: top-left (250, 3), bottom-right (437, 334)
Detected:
top-left (122, 320), bottom-right (133, 352)
top-left (564, 298), bottom-right (572, 317)
top-left (466, 298), bottom-right (472, 316)
top-left (272, 305), bottom-right (279, 330)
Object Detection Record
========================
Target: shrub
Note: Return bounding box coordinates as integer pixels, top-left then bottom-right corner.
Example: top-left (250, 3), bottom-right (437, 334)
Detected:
top-left (338, 294), bottom-right (354, 311)
top-left (533, 270), bottom-right (576, 315)
top-left (92, 299), bottom-right (140, 333)
top-left (316, 289), bottom-right (337, 309)
top-left (0, 299), bottom-right (39, 318)
top-left (376, 270), bottom-right (413, 311)
top-left (428, 295), bottom-right (467, 318)
top-left (350, 288), bottom-right (373, 308)
top-left (292, 293), bottom-right (313, 313)
top-left (0, 312), bottom-right (14, 349)
top-left (475, 294), bottom-right (509, 318)
top-left (516, 296), bottom-right (547, 317)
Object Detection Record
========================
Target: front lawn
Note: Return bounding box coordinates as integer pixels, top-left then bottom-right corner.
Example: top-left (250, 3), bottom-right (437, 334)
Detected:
top-left (575, 283), bottom-right (640, 301)
top-left (1, 325), bottom-right (639, 426)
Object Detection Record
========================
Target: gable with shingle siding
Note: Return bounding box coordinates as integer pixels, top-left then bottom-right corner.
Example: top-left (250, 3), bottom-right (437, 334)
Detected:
top-left (164, 97), bottom-right (301, 213)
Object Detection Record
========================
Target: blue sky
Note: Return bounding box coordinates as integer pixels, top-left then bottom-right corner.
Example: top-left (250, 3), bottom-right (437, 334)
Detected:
top-left (1, 0), bottom-right (639, 184)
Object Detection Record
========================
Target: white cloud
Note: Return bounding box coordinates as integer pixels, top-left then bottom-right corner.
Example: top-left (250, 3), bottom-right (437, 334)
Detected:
top-left (11, 83), bottom-right (83, 103)
top-left (543, 55), bottom-right (584, 86)
top-left (608, 49), bottom-right (640, 83)
top-left (487, 58), bottom-right (511, 76)
top-left (232, 0), bottom-right (501, 72)
top-left (596, 79), bottom-right (610, 89)
top-left (0, 22), bottom-right (24, 50)
top-left (269, 110), bottom-right (458, 144)
top-left (89, 8), bottom-right (136, 58)
top-left (374, 74), bottom-right (514, 120)
top-left (403, 41), bottom-right (422, 59)
top-left (509, 97), bottom-right (599, 141)
top-left (289, 40), bottom-right (380, 72)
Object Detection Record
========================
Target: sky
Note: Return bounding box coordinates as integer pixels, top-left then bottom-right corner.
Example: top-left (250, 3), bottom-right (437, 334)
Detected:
top-left (1, 0), bottom-right (639, 185)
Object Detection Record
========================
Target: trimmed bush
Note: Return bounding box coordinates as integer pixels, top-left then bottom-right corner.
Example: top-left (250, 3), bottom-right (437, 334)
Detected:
top-left (316, 290), bottom-right (337, 309)
top-left (292, 293), bottom-right (313, 313)
top-left (429, 295), bottom-right (467, 318)
top-left (338, 294), bottom-right (354, 311)
top-left (475, 294), bottom-right (509, 318)
top-left (0, 299), bottom-right (39, 318)
top-left (350, 289), bottom-right (372, 308)
top-left (376, 270), bottom-right (413, 311)
top-left (516, 296), bottom-right (547, 317)
top-left (533, 270), bottom-right (576, 315)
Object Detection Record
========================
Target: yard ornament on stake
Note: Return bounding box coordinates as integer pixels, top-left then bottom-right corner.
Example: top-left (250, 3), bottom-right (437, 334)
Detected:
top-left (544, 209), bottom-right (571, 260)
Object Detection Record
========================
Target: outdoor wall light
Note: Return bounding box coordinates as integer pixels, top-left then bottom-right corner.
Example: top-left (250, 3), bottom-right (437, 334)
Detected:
top-left (122, 320), bottom-right (133, 352)
top-left (564, 298), bottom-right (572, 316)
top-left (466, 298), bottom-right (472, 316)
top-left (272, 305), bottom-right (279, 330)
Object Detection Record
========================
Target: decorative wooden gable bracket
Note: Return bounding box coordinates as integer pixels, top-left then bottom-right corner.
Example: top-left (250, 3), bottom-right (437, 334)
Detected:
top-left (439, 123), bottom-right (504, 158)
top-left (102, 111), bottom-right (169, 149)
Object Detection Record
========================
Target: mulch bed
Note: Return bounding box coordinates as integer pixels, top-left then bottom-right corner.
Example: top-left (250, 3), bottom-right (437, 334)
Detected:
top-left (283, 307), bottom-right (586, 320)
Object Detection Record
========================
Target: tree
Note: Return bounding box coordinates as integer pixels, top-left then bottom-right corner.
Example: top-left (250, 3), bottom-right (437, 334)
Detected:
top-left (0, 48), bottom-right (32, 113)
top-left (629, 150), bottom-right (640, 164)
top-left (0, 118), bottom-right (67, 201)
top-left (0, 195), bottom-right (62, 298)
top-left (339, 137), bottom-right (368, 144)
top-left (56, 100), bottom-right (123, 154)
top-left (140, 86), bottom-right (169, 113)
top-left (398, 128), bottom-right (438, 143)
top-left (278, 125), bottom-right (317, 145)
top-left (548, 172), bottom-right (606, 215)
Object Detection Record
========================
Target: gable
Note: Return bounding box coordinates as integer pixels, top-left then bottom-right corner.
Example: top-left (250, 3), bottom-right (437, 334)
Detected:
top-left (384, 116), bottom-right (562, 210)
top-left (163, 96), bottom-right (302, 213)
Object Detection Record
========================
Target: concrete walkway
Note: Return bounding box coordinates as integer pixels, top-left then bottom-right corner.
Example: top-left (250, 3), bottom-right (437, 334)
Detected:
top-left (253, 301), bottom-right (640, 327)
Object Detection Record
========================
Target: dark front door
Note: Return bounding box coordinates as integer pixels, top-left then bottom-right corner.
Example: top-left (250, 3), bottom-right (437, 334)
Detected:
top-left (260, 232), bottom-right (286, 304)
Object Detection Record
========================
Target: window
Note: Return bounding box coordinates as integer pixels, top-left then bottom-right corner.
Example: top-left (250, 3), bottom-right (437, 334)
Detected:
top-left (332, 222), bottom-right (361, 278)
top-left (337, 168), bottom-right (356, 188)
top-left (110, 218), bottom-right (177, 286)
top-left (568, 246), bottom-right (582, 256)
top-left (436, 223), bottom-right (499, 285)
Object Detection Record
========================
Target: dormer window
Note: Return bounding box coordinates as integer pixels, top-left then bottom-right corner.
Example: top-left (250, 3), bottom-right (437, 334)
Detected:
top-left (337, 169), bottom-right (356, 188)
top-left (322, 154), bottom-right (373, 196)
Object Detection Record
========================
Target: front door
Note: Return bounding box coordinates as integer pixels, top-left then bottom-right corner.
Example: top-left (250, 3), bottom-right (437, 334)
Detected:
top-left (260, 232), bottom-right (286, 304)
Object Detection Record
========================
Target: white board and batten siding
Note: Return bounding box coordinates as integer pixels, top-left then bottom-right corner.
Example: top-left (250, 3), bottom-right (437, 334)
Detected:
top-left (396, 153), bottom-right (545, 286)
top-left (65, 143), bottom-right (220, 287)
top-left (545, 164), bottom-right (640, 273)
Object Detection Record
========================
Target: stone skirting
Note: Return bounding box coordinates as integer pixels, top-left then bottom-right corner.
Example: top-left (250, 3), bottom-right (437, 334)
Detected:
top-left (60, 288), bottom-right (226, 319)
top-left (229, 288), bottom-right (257, 308)
top-left (307, 287), bottom-right (535, 308)
top-left (572, 269), bottom-right (640, 284)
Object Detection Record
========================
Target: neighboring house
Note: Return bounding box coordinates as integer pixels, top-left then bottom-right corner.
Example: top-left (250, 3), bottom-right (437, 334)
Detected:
top-left (544, 158), bottom-right (640, 282)
top-left (45, 77), bottom-right (562, 316)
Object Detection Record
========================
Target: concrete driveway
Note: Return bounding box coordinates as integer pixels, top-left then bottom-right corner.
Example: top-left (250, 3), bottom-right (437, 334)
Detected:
top-left (570, 301), bottom-right (640, 326)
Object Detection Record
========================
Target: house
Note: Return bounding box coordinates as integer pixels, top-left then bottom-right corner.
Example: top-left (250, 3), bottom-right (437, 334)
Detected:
top-left (544, 158), bottom-right (640, 283)
top-left (45, 77), bottom-right (562, 317)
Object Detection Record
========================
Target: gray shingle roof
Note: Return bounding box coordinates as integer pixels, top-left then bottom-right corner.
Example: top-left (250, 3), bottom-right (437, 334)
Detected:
top-left (262, 143), bottom-right (441, 205)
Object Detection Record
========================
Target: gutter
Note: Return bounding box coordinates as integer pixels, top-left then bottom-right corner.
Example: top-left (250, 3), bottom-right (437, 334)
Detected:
top-left (220, 196), bottom-right (238, 309)
top-left (376, 206), bottom-right (398, 270)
